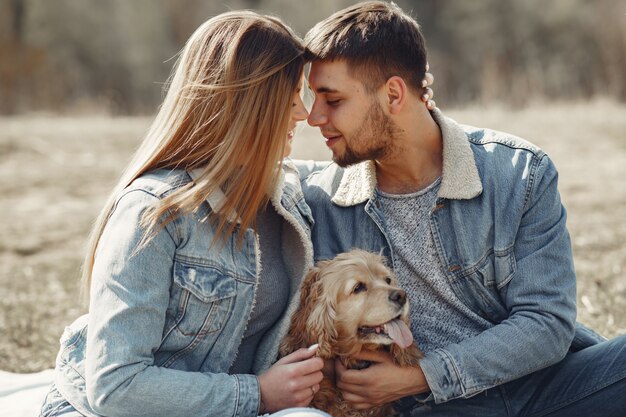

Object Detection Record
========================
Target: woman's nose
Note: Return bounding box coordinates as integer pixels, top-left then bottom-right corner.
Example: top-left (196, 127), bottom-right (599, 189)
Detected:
top-left (292, 97), bottom-right (309, 121)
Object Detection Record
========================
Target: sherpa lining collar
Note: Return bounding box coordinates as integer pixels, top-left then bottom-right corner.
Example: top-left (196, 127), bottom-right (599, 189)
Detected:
top-left (331, 108), bottom-right (483, 207)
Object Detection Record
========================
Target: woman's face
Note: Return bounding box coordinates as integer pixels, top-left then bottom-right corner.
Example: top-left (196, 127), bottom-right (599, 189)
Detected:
top-left (284, 74), bottom-right (309, 157)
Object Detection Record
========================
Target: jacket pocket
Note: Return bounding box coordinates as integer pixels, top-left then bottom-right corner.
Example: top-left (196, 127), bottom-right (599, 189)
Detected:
top-left (166, 259), bottom-right (237, 338)
top-left (452, 250), bottom-right (515, 323)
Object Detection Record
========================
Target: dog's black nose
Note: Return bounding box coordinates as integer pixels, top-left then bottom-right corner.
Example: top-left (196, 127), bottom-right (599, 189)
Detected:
top-left (389, 289), bottom-right (406, 306)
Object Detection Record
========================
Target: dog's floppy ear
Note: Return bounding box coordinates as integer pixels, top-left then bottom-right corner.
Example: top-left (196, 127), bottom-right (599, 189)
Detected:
top-left (305, 269), bottom-right (338, 359)
top-left (280, 262), bottom-right (337, 359)
top-left (280, 265), bottom-right (323, 356)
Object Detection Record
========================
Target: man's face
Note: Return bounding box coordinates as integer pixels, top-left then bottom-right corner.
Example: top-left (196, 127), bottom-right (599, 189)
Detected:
top-left (307, 60), bottom-right (398, 167)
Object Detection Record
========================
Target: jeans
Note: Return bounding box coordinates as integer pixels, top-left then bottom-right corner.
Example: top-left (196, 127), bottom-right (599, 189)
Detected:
top-left (395, 335), bottom-right (626, 417)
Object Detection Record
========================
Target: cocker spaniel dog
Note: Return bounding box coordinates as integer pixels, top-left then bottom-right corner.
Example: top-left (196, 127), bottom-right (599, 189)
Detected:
top-left (280, 249), bottom-right (423, 417)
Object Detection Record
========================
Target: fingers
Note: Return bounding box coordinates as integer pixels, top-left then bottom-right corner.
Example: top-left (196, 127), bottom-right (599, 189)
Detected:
top-left (299, 370), bottom-right (324, 389)
top-left (284, 374), bottom-right (323, 406)
top-left (334, 361), bottom-right (379, 410)
top-left (420, 65), bottom-right (437, 110)
top-left (259, 345), bottom-right (325, 412)
top-left (276, 344), bottom-right (319, 365)
top-left (339, 391), bottom-right (375, 410)
top-left (421, 72), bottom-right (434, 88)
top-left (422, 87), bottom-right (434, 102)
top-left (335, 360), bottom-right (368, 387)
top-left (281, 348), bottom-right (324, 392)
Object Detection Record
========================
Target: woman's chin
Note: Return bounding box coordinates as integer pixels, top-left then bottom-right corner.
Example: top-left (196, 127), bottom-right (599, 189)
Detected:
top-left (283, 137), bottom-right (293, 158)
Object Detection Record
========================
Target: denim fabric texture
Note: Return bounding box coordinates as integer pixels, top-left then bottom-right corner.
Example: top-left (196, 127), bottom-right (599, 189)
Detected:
top-left (298, 109), bottom-right (609, 407)
top-left (39, 384), bottom-right (84, 417)
top-left (393, 334), bottom-right (626, 417)
top-left (43, 161), bottom-right (315, 417)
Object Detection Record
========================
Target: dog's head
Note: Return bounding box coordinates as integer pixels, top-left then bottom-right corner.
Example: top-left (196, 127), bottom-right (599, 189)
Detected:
top-left (282, 249), bottom-right (414, 359)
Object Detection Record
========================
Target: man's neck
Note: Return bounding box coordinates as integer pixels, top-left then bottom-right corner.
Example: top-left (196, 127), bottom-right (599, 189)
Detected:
top-left (375, 110), bottom-right (443, 195)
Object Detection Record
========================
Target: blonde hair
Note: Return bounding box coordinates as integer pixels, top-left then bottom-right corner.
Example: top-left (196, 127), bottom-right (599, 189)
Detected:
top-left (81, 11), bottom-right (305, 298)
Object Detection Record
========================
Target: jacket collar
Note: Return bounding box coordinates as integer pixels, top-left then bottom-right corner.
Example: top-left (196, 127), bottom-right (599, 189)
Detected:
top-left (332, 108), bottom-right (483, 207)
top-left (188, 161), bottom-right (291, 223)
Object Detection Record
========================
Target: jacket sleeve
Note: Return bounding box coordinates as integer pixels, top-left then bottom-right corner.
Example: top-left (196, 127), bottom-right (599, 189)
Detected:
top-left (419, 154), bottom-right (577, 403)
top-left (85, 189), bottom-right (259, 417)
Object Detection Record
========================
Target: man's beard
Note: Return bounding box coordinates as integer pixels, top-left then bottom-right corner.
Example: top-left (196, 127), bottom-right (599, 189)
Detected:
top-left (333, 102), bottom-right (399, 167)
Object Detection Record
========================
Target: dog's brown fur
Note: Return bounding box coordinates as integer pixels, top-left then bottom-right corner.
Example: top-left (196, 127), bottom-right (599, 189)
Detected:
top-left (280, 249), bottom-right (423, 417)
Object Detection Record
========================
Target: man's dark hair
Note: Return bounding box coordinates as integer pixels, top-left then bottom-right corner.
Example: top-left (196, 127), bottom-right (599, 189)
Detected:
top-left (304, 1), bottom-right (427, 94)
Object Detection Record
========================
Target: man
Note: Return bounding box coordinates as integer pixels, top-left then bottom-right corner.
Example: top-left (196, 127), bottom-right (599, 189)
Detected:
top-left (298, 1), bottom-right (626, 416)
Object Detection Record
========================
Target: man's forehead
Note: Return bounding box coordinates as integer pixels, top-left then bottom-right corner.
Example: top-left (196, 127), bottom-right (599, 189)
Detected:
top-left (307, 60), bottom-right (358, 92)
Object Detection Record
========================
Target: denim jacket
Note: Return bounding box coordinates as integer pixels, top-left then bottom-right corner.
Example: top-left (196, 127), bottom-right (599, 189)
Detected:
top-left (298, 109), bottom-right (605, 404)
top-left (52, 161), bottom-right (314, 417)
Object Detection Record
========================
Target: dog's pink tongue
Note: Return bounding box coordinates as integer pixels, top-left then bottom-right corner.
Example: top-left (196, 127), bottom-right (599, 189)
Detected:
top-left (384, 319), bottom-right (414, 349)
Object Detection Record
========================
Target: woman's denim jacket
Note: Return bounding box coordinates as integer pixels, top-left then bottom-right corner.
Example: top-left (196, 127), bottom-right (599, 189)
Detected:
top-left (297, 109), bottom-right (606, 405)
top-left (52, 162), bottom-right (314, 417)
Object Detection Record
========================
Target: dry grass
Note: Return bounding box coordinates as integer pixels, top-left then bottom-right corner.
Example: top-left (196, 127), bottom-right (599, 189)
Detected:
top-left (1, 101), bottom-right (624, 373)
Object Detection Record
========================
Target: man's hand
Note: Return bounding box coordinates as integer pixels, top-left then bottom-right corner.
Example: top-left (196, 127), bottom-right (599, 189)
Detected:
top-left (335, 349), bottom-right (430, 410)
top-left (258, 345), bottom-right (324, 413)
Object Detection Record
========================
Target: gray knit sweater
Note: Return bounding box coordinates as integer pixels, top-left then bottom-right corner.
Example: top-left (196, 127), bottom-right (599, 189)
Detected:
top-left (229, 204), bottom-right (290, 374)
top-left (376, 178), bottom-right (493, 353)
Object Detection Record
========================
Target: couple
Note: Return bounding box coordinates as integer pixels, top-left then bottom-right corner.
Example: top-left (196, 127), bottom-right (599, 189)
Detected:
top-left (41, 2), bottom-right (625, 417)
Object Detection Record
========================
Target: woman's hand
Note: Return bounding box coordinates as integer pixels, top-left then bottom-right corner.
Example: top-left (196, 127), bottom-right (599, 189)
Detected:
top-left (258, 345), bottom-right (324, 413)
top-left (421, 63), bottom-right (436, 110)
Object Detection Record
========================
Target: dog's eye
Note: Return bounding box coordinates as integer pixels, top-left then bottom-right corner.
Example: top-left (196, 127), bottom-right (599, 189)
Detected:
top-left (385, 277), bottom-right (392, 284)
top-left (353, 282), bottom-right (367, 294)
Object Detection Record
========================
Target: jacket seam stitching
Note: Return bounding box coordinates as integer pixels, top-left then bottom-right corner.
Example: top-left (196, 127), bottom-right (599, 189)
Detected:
top-left (522, 154), bottom-right (545, 212)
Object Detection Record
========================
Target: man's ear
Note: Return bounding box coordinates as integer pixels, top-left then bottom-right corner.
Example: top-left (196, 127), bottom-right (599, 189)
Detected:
top-left (385, 76), bottom-right (407, 115)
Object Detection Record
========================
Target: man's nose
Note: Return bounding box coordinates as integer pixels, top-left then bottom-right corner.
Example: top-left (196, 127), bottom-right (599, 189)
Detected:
top-left (307, 102), bottom-right (326, 127)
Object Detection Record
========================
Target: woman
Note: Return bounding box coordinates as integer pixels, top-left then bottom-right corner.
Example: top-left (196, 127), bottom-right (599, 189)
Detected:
top-left (40, 11), bottom-right (327, 417)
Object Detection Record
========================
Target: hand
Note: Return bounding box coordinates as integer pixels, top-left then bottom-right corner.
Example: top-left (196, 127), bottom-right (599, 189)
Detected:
top-left (335, 350), bottom-right (430, 410)
top-left (421, 63), bottom-right (436, 110)
top-left (258, 345), bottom-right (324, 412)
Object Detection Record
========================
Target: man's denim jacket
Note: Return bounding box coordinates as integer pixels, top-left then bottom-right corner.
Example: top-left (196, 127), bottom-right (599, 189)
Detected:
top-left (298, 109), bottom-right (605, 404)
top-left (53, 162), bottom-right (314, 417)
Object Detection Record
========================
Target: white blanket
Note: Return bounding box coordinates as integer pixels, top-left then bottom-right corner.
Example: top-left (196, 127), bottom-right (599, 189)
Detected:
top-left (0, 369), bottom-right (54, 417)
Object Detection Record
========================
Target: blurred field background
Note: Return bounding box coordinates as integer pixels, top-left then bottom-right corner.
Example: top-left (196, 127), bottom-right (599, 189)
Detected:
top-left (1, 0), bottom-right (625, 373)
